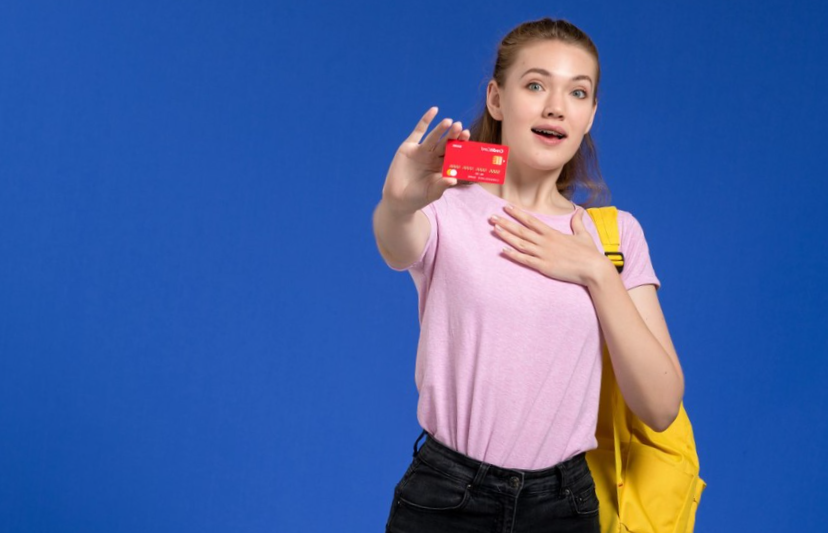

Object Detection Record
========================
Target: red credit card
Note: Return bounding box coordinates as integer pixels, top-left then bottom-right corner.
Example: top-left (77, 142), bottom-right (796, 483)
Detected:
top-left (442, 140), bottom-right (509, 184)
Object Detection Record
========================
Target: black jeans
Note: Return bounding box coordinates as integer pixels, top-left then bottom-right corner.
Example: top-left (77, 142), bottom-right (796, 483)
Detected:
top-left (385, 431), bottom-right (600, 533)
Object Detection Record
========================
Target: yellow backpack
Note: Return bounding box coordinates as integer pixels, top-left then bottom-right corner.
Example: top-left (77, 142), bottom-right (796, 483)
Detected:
top-left (585, 207), bottom-right (706, 533)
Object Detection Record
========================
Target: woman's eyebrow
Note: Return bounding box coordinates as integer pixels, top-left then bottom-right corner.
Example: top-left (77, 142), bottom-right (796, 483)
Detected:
top-left (520, 68), bottom-right (594, 87)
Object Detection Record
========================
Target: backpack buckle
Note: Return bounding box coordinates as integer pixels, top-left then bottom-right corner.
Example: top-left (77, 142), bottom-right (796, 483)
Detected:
top-left (605, 252), bottom-right (624, 273)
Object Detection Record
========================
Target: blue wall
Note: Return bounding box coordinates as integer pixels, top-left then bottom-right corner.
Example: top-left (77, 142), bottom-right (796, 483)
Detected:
top-left (1, 0), bottom-right (826, 531)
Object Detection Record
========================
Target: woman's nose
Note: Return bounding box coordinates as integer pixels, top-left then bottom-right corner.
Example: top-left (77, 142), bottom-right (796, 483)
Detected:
top-left (543, 93), bottom-right (565, 119)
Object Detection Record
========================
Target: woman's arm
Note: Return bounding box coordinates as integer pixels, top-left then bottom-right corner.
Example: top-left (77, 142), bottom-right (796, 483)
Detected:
top-left (373, 204), bottom-right (431, 270)
top-left (373, 108), bottom-right (469, 268)
top-left (586, 268), bottom-right (684, 431)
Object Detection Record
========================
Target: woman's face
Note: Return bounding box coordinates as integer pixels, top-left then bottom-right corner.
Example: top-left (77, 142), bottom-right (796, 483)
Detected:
top-left (486, 40), bottom-right (598, 175)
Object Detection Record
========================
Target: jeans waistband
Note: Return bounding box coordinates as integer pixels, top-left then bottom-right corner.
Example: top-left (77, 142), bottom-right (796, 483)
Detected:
top-left (412, 430), bottom-right (591, 495)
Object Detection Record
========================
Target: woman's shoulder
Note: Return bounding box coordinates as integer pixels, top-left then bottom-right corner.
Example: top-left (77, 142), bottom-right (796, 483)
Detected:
top-left (610, 208), bottom-right (648, 240)
top-left (617, 208), bottom-right (642, 228)
top-left (585, 206), bottom-right (645, 234)
top-left (585, 206), bottom-right (652, 253)
top-left (607, 208), bottom-right (661, 288)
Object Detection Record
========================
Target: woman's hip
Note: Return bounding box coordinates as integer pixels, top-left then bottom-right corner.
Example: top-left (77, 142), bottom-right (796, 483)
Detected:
top-left (385, 430), bottom-right (600, 533)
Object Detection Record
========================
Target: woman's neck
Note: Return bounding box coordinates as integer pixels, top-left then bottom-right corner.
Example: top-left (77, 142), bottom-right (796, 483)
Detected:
top-left (478, 165), bottom-right (575, 216)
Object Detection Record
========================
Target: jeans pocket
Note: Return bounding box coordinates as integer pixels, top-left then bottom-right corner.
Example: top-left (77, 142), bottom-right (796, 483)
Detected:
top-left (568, 479), bottom-right (600, 517)
top-left (396, 459), bottom-right (472, 512)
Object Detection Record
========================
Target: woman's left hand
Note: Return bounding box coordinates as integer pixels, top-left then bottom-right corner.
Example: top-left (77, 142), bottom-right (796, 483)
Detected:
top-left (490, 205), bottom-right (610, 286)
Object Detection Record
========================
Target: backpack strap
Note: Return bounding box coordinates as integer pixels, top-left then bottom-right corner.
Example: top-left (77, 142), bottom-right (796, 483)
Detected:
top-left (586, 207), bottom-right (624, 273)
top-left (587, 206), bottom-right (629, 520)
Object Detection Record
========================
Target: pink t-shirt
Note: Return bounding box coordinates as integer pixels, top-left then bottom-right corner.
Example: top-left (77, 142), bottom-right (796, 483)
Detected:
top-left (391, 184), bottom-right (660, 470)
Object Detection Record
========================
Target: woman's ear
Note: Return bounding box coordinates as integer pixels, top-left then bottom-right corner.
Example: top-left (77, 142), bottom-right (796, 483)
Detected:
top-left (486, 80), bottom-right (504, 121)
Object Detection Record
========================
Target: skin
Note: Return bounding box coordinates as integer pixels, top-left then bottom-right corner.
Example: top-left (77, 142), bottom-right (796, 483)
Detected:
top-left (373, 40), bottom-right (684, 431)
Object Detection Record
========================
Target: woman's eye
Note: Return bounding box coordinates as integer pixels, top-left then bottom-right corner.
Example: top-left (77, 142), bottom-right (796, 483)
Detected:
top-left (572, 89), bottom-right (588, 99)
top-left (527, 82), bottom-right (543, 91)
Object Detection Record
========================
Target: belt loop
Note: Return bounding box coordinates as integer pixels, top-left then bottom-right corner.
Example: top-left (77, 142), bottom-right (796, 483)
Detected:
top-left (557, 461), bottom-right (568, 497)
top-left (413, 429), bottom-right (428, 457)
top-left (470, 463), bottom-right (489, 490)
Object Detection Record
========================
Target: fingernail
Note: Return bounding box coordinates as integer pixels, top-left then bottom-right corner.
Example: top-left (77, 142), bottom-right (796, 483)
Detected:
top-left (490, 215), bottom-right (499, 221)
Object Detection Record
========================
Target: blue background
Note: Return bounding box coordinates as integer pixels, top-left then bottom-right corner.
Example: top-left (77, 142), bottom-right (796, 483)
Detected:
top-left (2, 0), bottom-right (826, 531)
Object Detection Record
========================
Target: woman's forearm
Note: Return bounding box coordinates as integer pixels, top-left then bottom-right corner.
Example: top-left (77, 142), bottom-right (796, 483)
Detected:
top-left (372, 199), bottom-right (430, 270)
top-left (585, 262), bottom-right (684, 431)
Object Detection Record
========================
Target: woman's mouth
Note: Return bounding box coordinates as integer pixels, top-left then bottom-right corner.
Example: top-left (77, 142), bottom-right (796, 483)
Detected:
top-left (531, 128), bottom-right (567, 143)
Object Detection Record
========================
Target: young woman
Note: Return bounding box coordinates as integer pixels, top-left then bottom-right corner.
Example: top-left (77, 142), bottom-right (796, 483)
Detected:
top-left (373, 18), bottom-right (684, 533)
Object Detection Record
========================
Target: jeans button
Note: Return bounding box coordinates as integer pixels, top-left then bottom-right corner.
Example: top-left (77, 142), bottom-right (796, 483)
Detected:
top-left (510, 476), bottom-right (520, 488)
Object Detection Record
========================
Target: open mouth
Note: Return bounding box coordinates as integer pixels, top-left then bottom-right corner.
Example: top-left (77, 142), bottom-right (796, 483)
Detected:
top-left (531, 128), bottom-right (566, 140)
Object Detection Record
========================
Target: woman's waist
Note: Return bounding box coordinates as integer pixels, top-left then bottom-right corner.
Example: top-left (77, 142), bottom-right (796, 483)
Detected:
top-left (415, 398), bottom-right (600, 471)
top-left (414, 431), bottom-right (594, 495)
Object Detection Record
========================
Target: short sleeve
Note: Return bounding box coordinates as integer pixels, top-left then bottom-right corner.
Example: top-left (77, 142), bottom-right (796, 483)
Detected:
top-left (387, 200), bottom-right (439, 273)
top-left (618, 211), bottom-right (661, 290)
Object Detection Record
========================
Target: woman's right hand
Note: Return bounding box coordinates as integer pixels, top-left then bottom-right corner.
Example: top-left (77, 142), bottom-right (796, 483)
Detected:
top-left (381, 107), bottom-right (471, 215)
